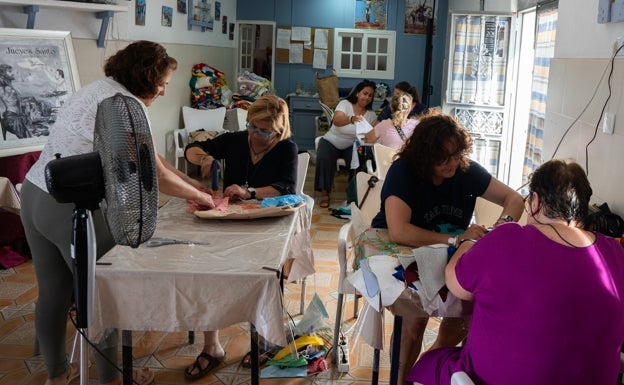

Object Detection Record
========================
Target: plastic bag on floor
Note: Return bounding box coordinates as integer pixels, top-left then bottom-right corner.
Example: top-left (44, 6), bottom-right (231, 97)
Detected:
top-left (294, 293), bottom-right (329, 336)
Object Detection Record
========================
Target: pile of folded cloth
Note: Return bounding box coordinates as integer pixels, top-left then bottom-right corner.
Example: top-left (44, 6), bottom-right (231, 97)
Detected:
top-left (189, 63), bottom-right (232, 109)
top-left (232, 70), bottom-right (274, 107)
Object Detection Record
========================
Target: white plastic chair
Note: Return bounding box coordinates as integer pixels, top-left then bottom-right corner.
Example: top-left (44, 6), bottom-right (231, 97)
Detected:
top-left (315, 136), bottom-right (346, 171)
top-left (474, 196), bottom-right (528, 227)
top-left (173, 127), bottom-right (189, 173)
top-left (319, 101), bottom-right (335, 125)
top-left (372, 143), bottom-right (397, 180)
top-left (282, 151), bottom-right (313, 314)
top-left (332, 171), bottom-right (383, 364)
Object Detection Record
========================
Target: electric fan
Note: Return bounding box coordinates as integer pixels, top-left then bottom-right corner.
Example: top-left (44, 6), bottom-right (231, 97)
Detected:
top-left (44, 93), bottom-right (159, 385)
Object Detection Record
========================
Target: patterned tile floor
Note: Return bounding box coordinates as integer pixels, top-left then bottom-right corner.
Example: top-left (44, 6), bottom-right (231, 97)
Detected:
top-left (0, 163), bottom-right (440, 385)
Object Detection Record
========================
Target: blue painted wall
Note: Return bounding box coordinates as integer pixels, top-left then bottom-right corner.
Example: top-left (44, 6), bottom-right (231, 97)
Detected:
top-left (237, 0), bottom-right (448, 107)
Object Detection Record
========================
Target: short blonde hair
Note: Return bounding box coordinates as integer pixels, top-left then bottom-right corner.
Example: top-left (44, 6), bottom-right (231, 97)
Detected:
top-left (246, 95), bottom-right (291, 140)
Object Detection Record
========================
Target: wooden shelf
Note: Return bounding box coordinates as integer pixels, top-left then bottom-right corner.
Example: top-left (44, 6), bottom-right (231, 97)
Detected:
top-left (0, 0), bottom-right (129, 47)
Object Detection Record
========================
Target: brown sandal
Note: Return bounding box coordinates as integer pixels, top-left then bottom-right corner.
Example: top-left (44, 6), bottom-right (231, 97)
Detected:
top-left (319, 195), bottom-right (330, 208)
top-left (184, 352), bottom-right (224, 380)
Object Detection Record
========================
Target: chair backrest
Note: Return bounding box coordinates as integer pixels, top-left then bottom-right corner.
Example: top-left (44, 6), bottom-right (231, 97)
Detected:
top-left (474, 196), bottom-right (527, 227)
top-left (173, 128), bottom-right (188, 154)
top-left (319, 101), bottom-right (335, 125)
top-left (296, 152), bottom-right (310, 195)
top-left (372, 143), bottom-right (396, 179)
top-left (337, 221), bottom-right (356, 294)
top-left (355, 171), bottom-right (383, 226)
top-left (182, 106), bottom-right (227, 132)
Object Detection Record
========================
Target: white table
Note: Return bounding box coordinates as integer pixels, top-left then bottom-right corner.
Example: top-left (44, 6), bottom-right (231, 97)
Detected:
top-left (91, 197), bottom-right (312, 384)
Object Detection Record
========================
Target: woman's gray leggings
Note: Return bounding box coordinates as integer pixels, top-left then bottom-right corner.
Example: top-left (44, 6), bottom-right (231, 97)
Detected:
top-left (20, 179), bottom-right (119, 383)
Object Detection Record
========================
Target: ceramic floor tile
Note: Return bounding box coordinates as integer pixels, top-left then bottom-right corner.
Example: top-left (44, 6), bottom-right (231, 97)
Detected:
top-left (0, 163), bottom-right (442, 385)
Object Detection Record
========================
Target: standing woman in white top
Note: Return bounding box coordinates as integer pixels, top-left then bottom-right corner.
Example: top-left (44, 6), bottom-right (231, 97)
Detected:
top-left (314, 79), bottom-right (377, 208)
top-left (20, 41), bottom-right (215, 385)
top-left (365, 91), bottom-right (418, 151)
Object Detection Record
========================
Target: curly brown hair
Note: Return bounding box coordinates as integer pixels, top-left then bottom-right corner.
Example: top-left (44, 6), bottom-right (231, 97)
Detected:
top-left (104, 41), bottom-right (177, 100)
top-left (397, 111), bottom-right (472, 183)
top-left (528, 159), bottom-right (592, 225)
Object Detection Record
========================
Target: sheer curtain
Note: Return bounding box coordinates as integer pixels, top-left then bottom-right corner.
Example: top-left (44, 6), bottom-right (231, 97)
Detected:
top-left (522, 3), bottom-right (558, 186)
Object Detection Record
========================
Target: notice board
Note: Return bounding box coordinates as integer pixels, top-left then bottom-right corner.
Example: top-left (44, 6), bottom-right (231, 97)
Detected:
top-left (276, 26), bottom-right (333, 65)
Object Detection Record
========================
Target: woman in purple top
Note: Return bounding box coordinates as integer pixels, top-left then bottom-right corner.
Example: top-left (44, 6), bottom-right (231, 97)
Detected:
top-left (408, 159), bottom-right (624, 385)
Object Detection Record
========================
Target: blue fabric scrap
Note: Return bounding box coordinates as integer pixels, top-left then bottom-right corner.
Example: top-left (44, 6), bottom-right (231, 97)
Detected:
top-left (261, 194), bottom-right (306, 207)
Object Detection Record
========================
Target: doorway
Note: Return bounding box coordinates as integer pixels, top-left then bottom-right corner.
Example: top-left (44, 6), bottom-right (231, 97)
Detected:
top-left (236, 20), bottom-right (276, 86)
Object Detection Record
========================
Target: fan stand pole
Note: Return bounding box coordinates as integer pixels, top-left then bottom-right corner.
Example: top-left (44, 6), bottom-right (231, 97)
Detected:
top-left (71, 208), bottom-right (97, 385)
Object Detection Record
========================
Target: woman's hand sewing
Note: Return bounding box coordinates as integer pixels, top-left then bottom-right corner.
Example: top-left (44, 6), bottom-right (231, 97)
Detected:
top-left (193, 190), bottom-right (215, 209)
top-left (223, 184), bottom-right (250, 200)
top-left (458, 224), bottom-right (488, 243)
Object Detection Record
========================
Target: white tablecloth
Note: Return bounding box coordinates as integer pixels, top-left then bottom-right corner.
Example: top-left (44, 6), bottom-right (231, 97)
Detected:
top-left (91, 197), bottom-right (312, 345)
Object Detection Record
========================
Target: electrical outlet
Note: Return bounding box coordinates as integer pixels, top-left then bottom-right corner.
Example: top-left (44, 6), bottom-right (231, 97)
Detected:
top-left (615, 36), bottom-right (624, 56)
top-left (337, 336), bottom-right (350, 373)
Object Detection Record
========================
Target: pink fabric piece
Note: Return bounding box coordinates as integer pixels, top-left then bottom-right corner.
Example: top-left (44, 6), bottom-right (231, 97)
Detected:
top-left (212, 196), bottom-right (229, 211)
top-left (307, 357), bottom-right (328, 374)
top-left (186, 196), bottom-right (229, 213)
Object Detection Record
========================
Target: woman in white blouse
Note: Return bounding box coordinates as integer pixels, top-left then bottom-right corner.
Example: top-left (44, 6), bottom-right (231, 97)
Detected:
top-left (314, 79), bottom-right (378, 208)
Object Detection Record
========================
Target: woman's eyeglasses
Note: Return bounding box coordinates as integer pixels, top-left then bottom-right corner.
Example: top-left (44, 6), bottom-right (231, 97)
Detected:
top-left (247, 123), bottom-right (275, 139)
top-left (437, 151), bottom-right (463, 165)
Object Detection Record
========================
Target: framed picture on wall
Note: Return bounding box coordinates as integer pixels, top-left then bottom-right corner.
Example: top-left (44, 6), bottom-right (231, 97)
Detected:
top-left (136, 0), bottom-right (146, 26)
top-left (0, 28), bottom-right (80, 156)
top-left (177, 0), bottom-right (187, 14)
top-left (355, 0), bottom-right (387, 29)
top-left (404, 0), bottom-right (437, 35)
top-left (187, 0), bottom-right (214, 32)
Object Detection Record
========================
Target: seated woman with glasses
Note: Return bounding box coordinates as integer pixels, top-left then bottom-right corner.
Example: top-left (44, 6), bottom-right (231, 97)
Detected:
top-left (182, 94), bottom-right (297, 380)
top-left (408, 159), bottom-right (624, 385)
top-left (370, 111), bottom-right (525, 385)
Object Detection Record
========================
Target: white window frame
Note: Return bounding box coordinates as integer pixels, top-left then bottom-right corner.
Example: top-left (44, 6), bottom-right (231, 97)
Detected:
top-left (333, 28), bottom-right (396, 80)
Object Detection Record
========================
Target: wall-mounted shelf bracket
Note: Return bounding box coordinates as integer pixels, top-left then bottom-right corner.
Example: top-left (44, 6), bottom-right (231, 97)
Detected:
top-left (96, 10), bottom-right (114, 48)
top-left (23, 4), bottom-right (39, 29)
top-left (2, 0), bottom-right (127, 47)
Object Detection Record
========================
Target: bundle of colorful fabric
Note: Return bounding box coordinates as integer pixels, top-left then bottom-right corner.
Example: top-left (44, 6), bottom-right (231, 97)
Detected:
top-left (189, 63), bottom-right (231, 109)
top-left (235, 70), bottom-right (274, 99)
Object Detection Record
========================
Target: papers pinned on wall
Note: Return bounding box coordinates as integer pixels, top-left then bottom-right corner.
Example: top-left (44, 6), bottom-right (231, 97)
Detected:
top-left (276, 26), bottom-right (332, 65)
top-left (313, 49), bottom-right (328, 69)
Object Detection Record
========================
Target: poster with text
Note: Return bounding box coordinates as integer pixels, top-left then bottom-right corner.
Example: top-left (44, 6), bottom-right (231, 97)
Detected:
top-left (0, 29), bottom-right (80, 154)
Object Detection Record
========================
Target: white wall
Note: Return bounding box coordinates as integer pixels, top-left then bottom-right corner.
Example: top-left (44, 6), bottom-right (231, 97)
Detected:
top-left (0, 0), bottom-right (237, 163)
top-left (544, 0), bottom-right (624, 214)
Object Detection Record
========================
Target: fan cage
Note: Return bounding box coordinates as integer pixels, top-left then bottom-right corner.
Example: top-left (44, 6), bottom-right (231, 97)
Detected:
top-left (94, 93), bottom-right (158, 248)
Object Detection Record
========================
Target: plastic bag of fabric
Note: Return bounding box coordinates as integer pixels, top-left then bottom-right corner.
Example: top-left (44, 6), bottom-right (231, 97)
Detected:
top-left (261, 194), bottom-right (305, 207)
top-left (236, 70), bottom-right (274, 98)
top-left (294, 293), bottom-right (329, 335)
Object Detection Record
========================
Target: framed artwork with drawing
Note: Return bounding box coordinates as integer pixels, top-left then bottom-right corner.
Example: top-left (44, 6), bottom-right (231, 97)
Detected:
top-left (0, 28), bottom-right (80, 156)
